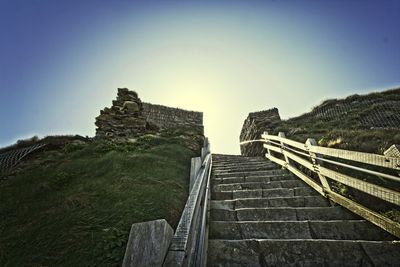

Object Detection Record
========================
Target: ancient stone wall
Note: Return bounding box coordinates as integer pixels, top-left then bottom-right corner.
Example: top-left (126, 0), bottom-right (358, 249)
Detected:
top-left (239, 108), bottom-right (281, 156)
top-left (95, 88), bottom-right (147, 139)
top-left (95, 88), bottom-right (203, 140)
top-left (142, 103), bottom-right (203, 132)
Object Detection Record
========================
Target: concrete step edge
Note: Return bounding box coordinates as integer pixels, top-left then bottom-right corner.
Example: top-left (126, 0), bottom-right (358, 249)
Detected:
top-left (210, 219), bottom-right (367, 223)
top-left (211, 195), bottom-right (327, 203)
top-left (213, 186), bottom-right (312, 193)
top-left (207, 238), bottom-right (400, 244)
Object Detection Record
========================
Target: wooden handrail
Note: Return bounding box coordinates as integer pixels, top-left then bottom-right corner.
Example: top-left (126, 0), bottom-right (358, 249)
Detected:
top-left (255, 132), bottom-right (400, 238)
top-left (163, 139), bottom-right (212, 267)
top-left (261, 133), bottom-right (400, 170)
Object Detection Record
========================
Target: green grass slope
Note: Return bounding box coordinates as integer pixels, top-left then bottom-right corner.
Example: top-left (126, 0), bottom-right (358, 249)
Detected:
top-left (0, 134), bottom-right (198, 266)
top-left (271, 88), bottom-right (400, 153)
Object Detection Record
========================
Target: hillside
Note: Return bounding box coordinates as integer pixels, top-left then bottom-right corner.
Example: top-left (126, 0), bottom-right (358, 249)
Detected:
top-left (0, 88), bottom-right (205, 266)
top-left (0, 131), bottom-right (201, 266)
top-left (241, 87), bottom-right (400, 155)
top-left (272, 88), bottom-right (400, 153)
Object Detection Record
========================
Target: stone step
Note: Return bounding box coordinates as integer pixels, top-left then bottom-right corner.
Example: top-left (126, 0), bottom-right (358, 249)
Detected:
top-left (212, 158), bottom-right (267, 163)
top-left (209, 220), bottom-right (394, 241)
top-left (212, 173), bottom-right (294, 185)
top-left (212, 187), bottom-right (320, 200)
top-left (212, 155), bottom-right (265, 160)
top-left (212, 180), bottom-right (307, 192)
top-left (213, 160), bottom-right (274, 166)
top-left (213, 169), bottom-right (287, 179)
top-left (212, 169), bottom-right (287, 179)
top-left (213, 165), bottom-right (278, 175)
top-left (207, 239), bottom-right (400, 267)
top-left (213, 159), bottom-right (269, 164)
top-left (210, 206), bottom-right (360, 221)
top-left (212, 160), bottom-right (268, 166)
top-left (211, 196), bottom-right (331, 210)
top-left (212, 165), bottom-right (277, 173)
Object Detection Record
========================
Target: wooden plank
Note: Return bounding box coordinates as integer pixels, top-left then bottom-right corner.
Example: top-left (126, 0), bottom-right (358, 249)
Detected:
top-left (306, 138), bottom-right (332, 193)
top-left (262, 134), bottom-right (306, 151)
top-left (123, 219), bottom-right (173, 267)
top-left (168, 155), bottom-right (211, 251)
top-left (263, 144), bottom-right (282, 154)
top-left (163, 251), bottom-right (186, 267)
top-left (262, 133), bottom-right (400, 169)
top-left (265, 153), bottom-right (287, 167)
top-left (319, 166), bottom-right (400, 206)
top-left (277, 138), bottom-right (400, 204)
top-left (282, 148), bottom-right (314, 171)
top-left (278, 132), bottom-right (290, 164)
top-left (262, 133), bottom-right (400, 238)
top-left (314, 155), bottom-right (400, 183)
top-left (327, 191), bottom-right (400, 238)
top-left (239, 139), bottom-right (265, 145)
top-left (308, 145), bottom-right (400, 170)
top-left (190, 157), bottom-right (202, 192)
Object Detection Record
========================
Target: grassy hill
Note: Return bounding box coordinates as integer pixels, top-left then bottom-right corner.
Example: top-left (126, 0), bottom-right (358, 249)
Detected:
top-left (240, 88), bottom-right (400, 223)
top-left (271, 88), bottom-right (400, 153)
top-left (0, 132), bottom-right (201, 266)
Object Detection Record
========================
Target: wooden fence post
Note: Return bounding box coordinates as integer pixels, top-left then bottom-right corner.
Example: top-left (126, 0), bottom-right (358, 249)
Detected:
top-left (278, 132), bottom-right (290, 168)
top-left (305, 138), bottom-right (331, 196)
top-left (263, 131), bottom-right (271, 158)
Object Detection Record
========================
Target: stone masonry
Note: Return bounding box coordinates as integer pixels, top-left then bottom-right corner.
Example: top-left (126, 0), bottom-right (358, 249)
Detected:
top-left (95, 88), bottom-right (204, 140)
top-left (142, 103), bottom-right (203, 132)
top-left (95, 88), bottom-right (147, 139)
top-left (239, 108), bottom-right (281, 156)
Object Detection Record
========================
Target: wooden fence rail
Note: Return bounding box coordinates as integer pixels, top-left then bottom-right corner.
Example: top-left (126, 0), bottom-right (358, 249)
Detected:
top-left (163, 138), bottom-right (212, 267)
top-left (242, 132), bottom-right (400, 238)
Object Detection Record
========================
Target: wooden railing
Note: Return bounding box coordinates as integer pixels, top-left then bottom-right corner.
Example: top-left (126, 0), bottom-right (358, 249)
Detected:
top-left (163, 138), bottom-right (212, 267)
top-left (245, 132), bottom-right (400, 238)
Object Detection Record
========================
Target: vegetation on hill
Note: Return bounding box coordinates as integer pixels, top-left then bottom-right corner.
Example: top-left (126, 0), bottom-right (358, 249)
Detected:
top-left (0, 131), bottom-right (201, 266)
top-left (270, 88), bottom-right (400, 154)
top-left (265, 89), bottom-right (400, 223)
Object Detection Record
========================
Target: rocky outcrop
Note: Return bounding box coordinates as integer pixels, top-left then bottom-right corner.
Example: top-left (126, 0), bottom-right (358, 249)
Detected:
top-left (239, 108), bottom-right (281, 156)
top-left (95, 88), bottom-right (147, 139)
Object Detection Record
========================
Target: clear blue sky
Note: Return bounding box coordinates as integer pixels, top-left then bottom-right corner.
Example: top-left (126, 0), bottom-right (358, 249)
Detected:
top-left (1, 0), bottom-right (400, 153)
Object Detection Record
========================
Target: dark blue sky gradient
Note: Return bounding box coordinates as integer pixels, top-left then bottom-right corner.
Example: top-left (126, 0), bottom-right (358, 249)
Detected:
top-left (1, 0), bottom-right (400, 152)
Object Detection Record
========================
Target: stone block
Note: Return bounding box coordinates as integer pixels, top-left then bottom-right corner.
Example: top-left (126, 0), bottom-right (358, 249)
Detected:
top-left (123, 101), bottom-right (140, 112)
top-left (122, 219), bottom-right (173, 267)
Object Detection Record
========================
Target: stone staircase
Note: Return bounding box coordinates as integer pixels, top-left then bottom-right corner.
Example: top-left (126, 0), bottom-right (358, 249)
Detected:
top-left (207, 154), bottom-right (400, 266)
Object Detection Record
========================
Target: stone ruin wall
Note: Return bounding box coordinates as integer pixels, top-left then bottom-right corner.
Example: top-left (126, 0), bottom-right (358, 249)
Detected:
top-left (142, 103), bottom-right (203, 132)
top-left (95, 88), bottom-right (203, 140)
top-left (239, 108), bottom-right (281, 156)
